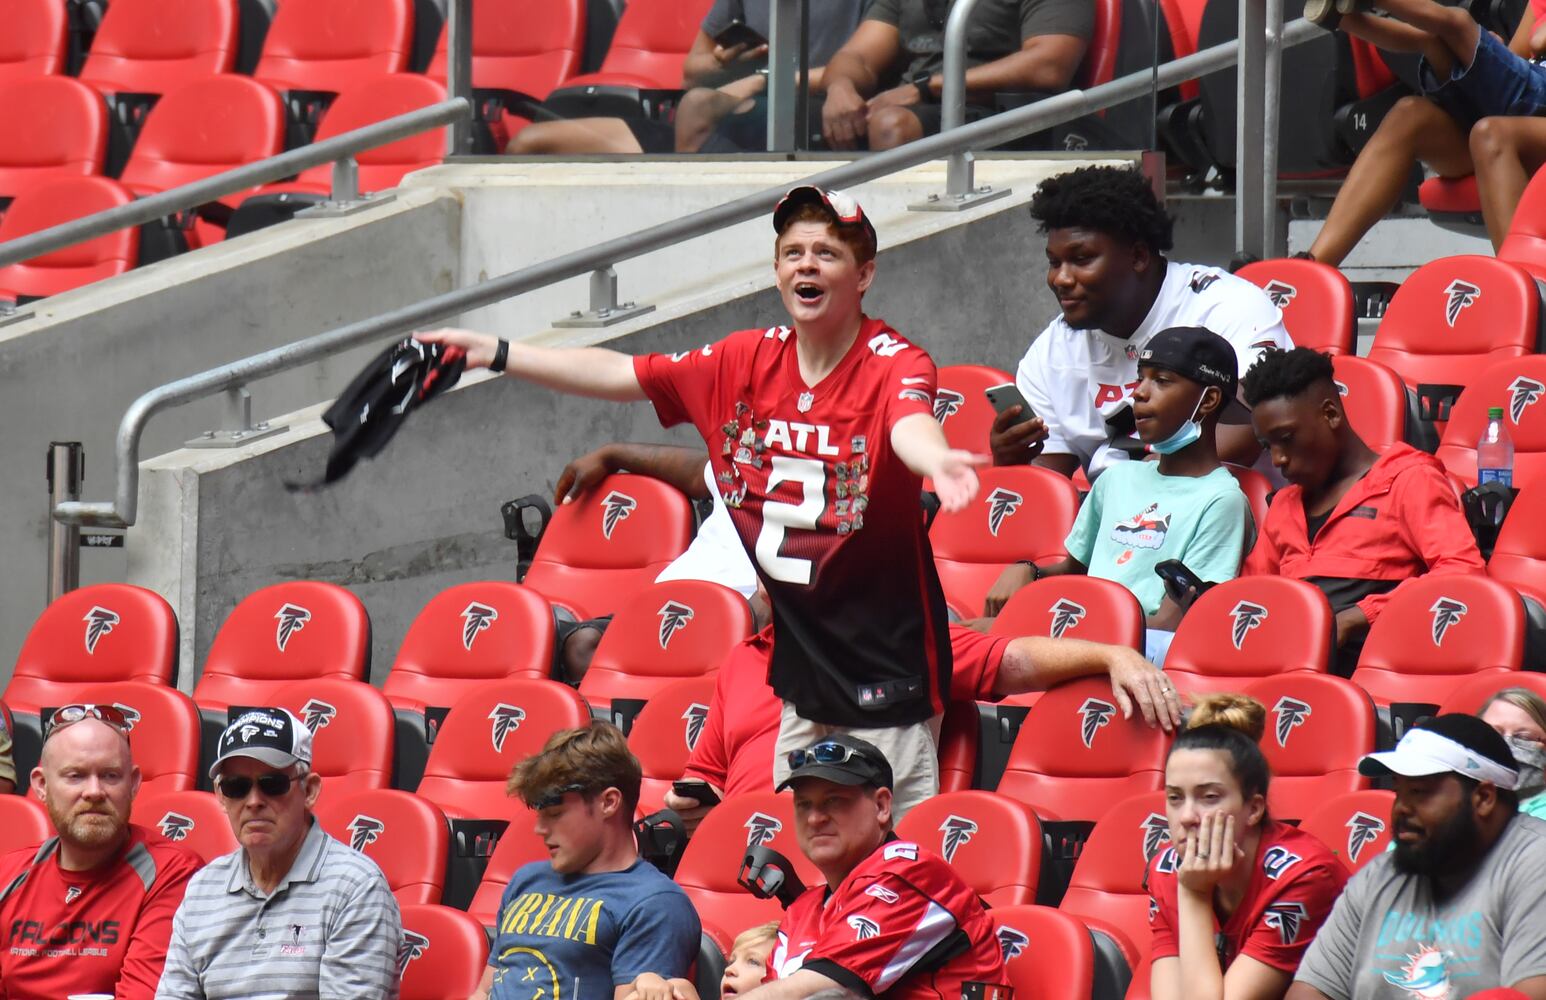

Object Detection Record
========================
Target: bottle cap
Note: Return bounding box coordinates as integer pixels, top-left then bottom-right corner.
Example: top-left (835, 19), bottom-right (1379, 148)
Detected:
top-left (1489, 406), bottom-right (1504, 419)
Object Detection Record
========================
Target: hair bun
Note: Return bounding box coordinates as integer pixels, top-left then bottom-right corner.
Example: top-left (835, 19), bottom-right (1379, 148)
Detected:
top-left (1186, 693), bottom-right (1267, 743)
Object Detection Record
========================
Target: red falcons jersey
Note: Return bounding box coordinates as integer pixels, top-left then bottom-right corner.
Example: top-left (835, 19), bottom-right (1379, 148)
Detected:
top-left (1147, 820), bottom-right (1348, 973)
top-left (770, 837), bottom-right (1006, 1000)
top-left (634, 318), bottom-right (952, 727)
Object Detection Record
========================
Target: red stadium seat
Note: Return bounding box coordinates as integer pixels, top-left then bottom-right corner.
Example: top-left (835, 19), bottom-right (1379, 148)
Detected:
top-left (253, 0), bottom-right (412, 93)
top-left (398, 904), bottom-right (490, 1000)
top-left (193, 581), bottom-right (371, 714)
top-left (79, 0), bottom-right (238, 96)
top-left (1236, 259), bottom-right (1356, 356)
top-left (991, 576), bottom-right (1145, 648)
top-left (1241, 674), bottom-right (1376, 822)
top-left (1058, 790), bottom-right (1169, 970)
top-left (385, 582), bottom-right (555, 714)
top-left (5, 584), bottom-right (178, 716)
top-left (1333, 355), bottom-right (1427, 452)
top-left (273, 678), bottom-right (394, 795)
top-left (675, 792), bottom-right (821, 938)
top-left (1351, 575), bottom-right (1524, 711)
top-left (995, 677), bottom-right (1168, 823)
top-left (1156, 0), bottom-right (1203, 100)
top-left (938, 699), bottom-right (979, 793)
top-left (1499, 166), bottom-right (1546, 282)
top-left (522, 473), bottom-right (695, 619)
top-left (0, 797), bottom-right (51, 856)
top-left (1298, 790), bottom-right (1395, 874)
top-left (1435, 355), bottom-right (1546, 489)
top-left (895, 790), bottom-right (1041, 907)
top-left (0, 176), bottom-right (137, 303)
top-left (0, 76), bottom-right (108, 201)
top-left (991, 905), bottom-right (1097, 1000)
top-left (1226, 463), bottom-right (1273, 542)
top-left (131, 790), bottom-right (237, 862)
top-left (1418, 175), bottom-right (1480, 227)
top-left (467, 819), bottom-right (548, 929)
top-left (552, 0), bottom-right (713, 90)
top-left (627, 676), bottom-right (717, 816)
top-left (933, 364), bottom-right (1014, 454)
top-left (68, 681), bottom-right (201, 799)
top-left (1438, 671), bottom-right (1546, 715)
top-left (315, 789), bottom-right (450, 906)
top-left (1491, 485), bottom-right (1546, 606)
top-left (580, 581), bottom-right (752, 724)
top-left (0, 0), bottom-right (68, 82)
top-left (415, 679), bottom-right (591, 820)
top-left (1164, 578), bottom-right (1334, 696)
top-left (930, 466), bottom-right (1082, 619)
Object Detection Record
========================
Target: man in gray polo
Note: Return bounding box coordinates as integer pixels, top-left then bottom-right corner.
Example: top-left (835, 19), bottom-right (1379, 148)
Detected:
top-left (155, 708), bottom-right (402, 999)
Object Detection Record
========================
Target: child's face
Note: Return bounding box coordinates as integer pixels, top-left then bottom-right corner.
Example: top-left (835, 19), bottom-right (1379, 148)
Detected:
top-left (721, 941), bottom-right (772, 999)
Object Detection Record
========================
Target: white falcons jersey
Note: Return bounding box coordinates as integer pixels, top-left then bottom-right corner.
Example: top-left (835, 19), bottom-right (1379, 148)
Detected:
top-left (1015, 260), bottom-right (1292, 481)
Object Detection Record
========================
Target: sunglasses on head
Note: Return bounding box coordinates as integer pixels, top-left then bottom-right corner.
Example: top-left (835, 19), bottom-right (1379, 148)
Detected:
top-left (216, 771), bottom-right (301, 800)
top-left (43, 704), bottom-right (131, 743)
top-left (530, 783), bottom-right (589, 811)
top-left (786, 740), bottom-right (874, 772)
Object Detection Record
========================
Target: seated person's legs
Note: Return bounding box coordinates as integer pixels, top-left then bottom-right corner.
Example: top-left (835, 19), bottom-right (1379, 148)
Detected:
top-left (1470, 115), bottom-right (1546, 247)
top-left (865, 104), bottom-right (926, 150)
top-left (507, 117), bottom-right (647, 155)
top-left (675, 87), bottom-right (754, 152)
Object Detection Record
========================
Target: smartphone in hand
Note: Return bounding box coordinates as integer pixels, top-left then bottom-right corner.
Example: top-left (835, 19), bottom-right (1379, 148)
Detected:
top-left (670, 779), bottom-right (722, 807)
top-left (714, 19), bottom-right (767, 50)
top-left (984, 382), bottom-right (1036, 427)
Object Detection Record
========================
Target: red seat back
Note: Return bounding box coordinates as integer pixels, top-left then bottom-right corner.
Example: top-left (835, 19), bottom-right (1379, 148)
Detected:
top-left (1436, 355), bottom-right (1546, 489)
top-left (1156, 0), bottom-right (1204, 99)
top-left (6, 584), bottom-right (178, 715)
top-left (315, 789), bottom-right (449, 906)
top-left (131, 790), bottom-right (238, 862)
top-left (426, 0), bottom-right (584, 97)
top-left (398, 904), bottom-right (490, 1000)
top-left (1236, 260), bottom-right (1356, 356)
top-left (273, 678), bottom-right (394, 795)
top-left (1490, 482), bottom-right (1546, 605)
top-left (991, 905), bottom-right (1097, 1000)
top-left (117, 75), bottom-right (285, 206)
top-left (416, 679), bottom-right (591, 820)
top-left (385, 582), bottom-right (554, 713)
top-left (1333, 355), bottom-right (1415, 452)
top-left (254, 0), bottom-right (411, 93)
top-left (1437, 671), bottom-right (1546, 715)
top-left (1351, 575), bottom-right (1523, 706)
top-left (0, 0), bottom-right (68, 81)
top-left (69, 681), bottom-right (201, 799)
top-left (0, 176), bottom-right (137, 300)
top-left (295, 74), bottom-right (447, 193)
top-left (938, 699), bottom-right (978, 793)
top-left (626, 676), bottom-right (718, 815)
top-left (1164, 578), bottom-right (1334, 694)
top-left (0, 797), bottom-right (52, 857)
top-left (1499, 166), bottom-right (1546, 282)
top-left (0, 76), bottom-right (107, 201)
top-left (580, 581), bottom-right (751, 712)
top-left (1226, 463), bottom-right (1273, 542)
top-left (79, 0), bottom-right (237, 95)
top-left (194, 581), bottom-right (370, 713)
top-left (1058, 790), bottom-right (1169, 964)
top-left (930, 466), bottom-right (1081, 618)
top-left (1076, 0), bottom-right (1120, 89)
top-left (996, 677), bottom-right (1168, 822)
top-left (933, 364), bottom-right (1014, 454)
top-left (1241, 674), bottom-right (1375, 822)
top-left (676, 792), bottom-right (821, 937)
top-left (1297, 790), bottom-right (1394, 874)
top-left (990, 576), bottom-right (1145, 649)
top-left (895, 791), bottom-right (1041, 907)
top-left (522, 473), bottom-right (695, 618)
top-left (468, 819), bottom-right (548, 928)
top-left (577, 0), bottom-right (714, 88)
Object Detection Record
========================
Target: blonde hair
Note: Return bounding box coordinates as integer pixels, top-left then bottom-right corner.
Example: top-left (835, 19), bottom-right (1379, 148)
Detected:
top-left (1480, 687), bottom-right (1546, 735)
top-left (506, 720), bottom-right (642, 812)
top-left (1186, 693), bottom-right (1267, 742)
top-left (729, 921), bottom-right (780, 958)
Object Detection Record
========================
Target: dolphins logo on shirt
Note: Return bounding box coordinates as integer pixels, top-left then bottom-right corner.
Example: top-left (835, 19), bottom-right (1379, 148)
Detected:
top-left (1346, 811), bottom-right (1385, 862)
top-left (1382, 944), bottom-right (1453, 999)
top-left (299, 699), bottom-right (336, 733)
top-left (1230, 601), bottom-right (1269, 650)
top-left (488, 703), bottom-right (526, 753)
top-left (933, 388), bottom-right (965, 423)
top-left (1263, 902), bottom-right (1307, 946)
top-left (157, 812), bottom-right (195, 841)
top-left (847, 916), bottom-right (880, 940)
top-left (1509, 375), bottom-right (1544, 424)
top-left (600, 491), bottom-right (637, 540)
top-left (682, 702), bottom-right (709, 750)
top-left (275, 603), bottom-right (311, 652)
top-left (1429, 597), bottom-right (1467, 646)
top-left (1262, 280), bottom-right (1298, 309)
top-left (83, 606), bottom-right (120, 654)
top-left (396, 931), bottom-right (430, 980)
top-left (460, 602), bottom-right (498, 651)
top-left (1078, 698), bottom-right (1116, 748)
top-left (745, 812), bottom-right (782, 847)
top-left (1444, 279), bottom-right (1481, 327)
top-left (1049, 598), bottom-right (1087, 639)
top-left (996, 926), bottom-right (1029, 961)
top-left (985, 487), bottom-right (1024, 537)
top-left (1141, 812), bottom-right (1172, 863)
top-left (939, 815), bottom-right (979, 862)
top-left (657, 601), bottom-right (695, 649)
top-left (1272, 697), bottom-right (1312, 748)
top-left (347, 814), bottom-right (385, 851)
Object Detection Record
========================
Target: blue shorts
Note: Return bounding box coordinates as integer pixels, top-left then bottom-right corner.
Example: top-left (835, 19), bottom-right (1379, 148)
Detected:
top-left (1421, 28), bottom-right (1546, 127)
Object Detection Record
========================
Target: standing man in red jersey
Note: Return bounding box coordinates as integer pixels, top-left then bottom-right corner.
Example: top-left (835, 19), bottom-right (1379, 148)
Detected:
top-left (422, 186), bottom-right (980, 816)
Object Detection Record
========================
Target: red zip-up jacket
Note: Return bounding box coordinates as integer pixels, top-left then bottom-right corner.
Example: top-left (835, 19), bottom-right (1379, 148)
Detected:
top-left (1244, 443), bottom-right (1485, 623)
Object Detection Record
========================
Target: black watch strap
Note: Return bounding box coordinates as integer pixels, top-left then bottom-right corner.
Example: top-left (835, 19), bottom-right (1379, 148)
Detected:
top-left (1017, 560), bottom-right (1041, 581)
top-left (489, 338), bottom-right (510, 373)
top-left (912, 74), bottom-right (933, 102)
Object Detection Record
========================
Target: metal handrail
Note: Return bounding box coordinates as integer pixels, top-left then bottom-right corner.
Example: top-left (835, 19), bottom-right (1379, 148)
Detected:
top-left (0, 98), bottom-right (472, 269)
top-left (53, 17), bottom-right (1321, 530)
top-left (939, 0), bottom-right (991, 199)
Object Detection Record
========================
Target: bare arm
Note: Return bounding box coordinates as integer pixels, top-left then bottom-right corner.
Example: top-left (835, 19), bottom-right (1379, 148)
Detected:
top-left (1511, 975), bottom-right (1546, 1000)
top-left (416, 328), bottom-right (646, 402)
top-left (555, 443), bottom-right (712, 504)
top-left (469, 965), bottom-right (494, 1000)
top-left (891, 412), bottom-right (982, 513)
top-left (994, 634), bottom-right (1181, 730)
top-left (1283, 984), bottom-right (1333, 1000)
top-left (917, 34), bottom-right (1087, 99)
top-left (823, 20), bottom-right (902, 98)
top-left (1512, 5), bottom-right (1539, 57)
top-left (681, 30), bottom-right (770, 87)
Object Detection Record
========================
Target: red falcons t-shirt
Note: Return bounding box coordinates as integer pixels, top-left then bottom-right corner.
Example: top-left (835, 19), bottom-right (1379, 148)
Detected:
top-left (1147, 820), bottom-right (1348, 973)
top-left (0, 825), bottom-right (202, 1000)
top-left (634, 318), bottom-right (952, 727)
top-left (769, 837), bottom-right (1006, 1000)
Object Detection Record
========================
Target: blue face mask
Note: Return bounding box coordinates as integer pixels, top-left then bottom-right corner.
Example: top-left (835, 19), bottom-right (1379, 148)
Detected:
top-left (1148, 389), bottom-right (1209, 456)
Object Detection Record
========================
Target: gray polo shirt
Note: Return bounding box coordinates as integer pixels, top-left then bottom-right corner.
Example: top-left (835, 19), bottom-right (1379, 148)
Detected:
top-left (155, 817), bottom-right (402, 999)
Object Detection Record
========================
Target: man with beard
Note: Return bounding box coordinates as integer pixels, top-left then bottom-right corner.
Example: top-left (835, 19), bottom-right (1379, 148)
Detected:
top-left (0, 705), bottom-right (201, 1000)
top-left (1288, 715), bottom-right (1546, 1000)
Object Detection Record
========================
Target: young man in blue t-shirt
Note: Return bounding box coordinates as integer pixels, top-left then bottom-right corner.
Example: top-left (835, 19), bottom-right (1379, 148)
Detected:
top-left (472, 722), bottom-right (701, 1000)
top-left (984, 326), bottom-right (1250, 650)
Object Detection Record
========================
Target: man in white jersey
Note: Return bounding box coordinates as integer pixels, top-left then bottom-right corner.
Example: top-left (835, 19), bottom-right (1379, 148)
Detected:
top-left (991, 165), bottom-right (1293, 482)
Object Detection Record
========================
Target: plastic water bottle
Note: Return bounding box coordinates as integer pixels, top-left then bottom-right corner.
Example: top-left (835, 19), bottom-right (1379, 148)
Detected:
top-left (1478, 406), bottom-right (1515, 487)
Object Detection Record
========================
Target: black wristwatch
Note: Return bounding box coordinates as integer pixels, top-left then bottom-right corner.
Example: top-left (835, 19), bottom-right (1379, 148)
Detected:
top-left (909, 71), bottom-right (934, 102)
top-left (489, 338), bottom-right (510, 373)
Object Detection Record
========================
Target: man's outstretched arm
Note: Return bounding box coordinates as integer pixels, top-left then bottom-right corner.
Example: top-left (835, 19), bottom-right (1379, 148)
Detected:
top-left (418, 328), bottom-right (646, 402)
top-left (556, 444), bottom-right (714, 504)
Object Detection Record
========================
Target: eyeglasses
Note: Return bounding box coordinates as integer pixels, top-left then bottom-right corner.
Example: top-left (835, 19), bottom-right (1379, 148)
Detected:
top-left (786, 741), bottom-right (873, 772)
top-left (216, 771), bottom-right (301, 800)
top-left (42, 704), bottom-right (131, 743)
top-left (530, 783), bottom-right (588, 811)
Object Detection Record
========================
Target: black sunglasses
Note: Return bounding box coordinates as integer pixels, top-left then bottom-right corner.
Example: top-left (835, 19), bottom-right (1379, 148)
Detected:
top-left (530, 783), bottom-right (589, 811)
top-left (216, 771), bottom-right (300, 800)
top-left (43, 704), bottom-right (131, 743)
top-left (786, 741), bottom-right (874, 772)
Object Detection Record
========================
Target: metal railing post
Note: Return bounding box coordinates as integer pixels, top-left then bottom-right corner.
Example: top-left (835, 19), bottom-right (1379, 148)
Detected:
top-left (911, 0), bottom-right (1012, 211)
top-left (1262, 0), bottom-right (1285, 256)
top-left (331, 157), bottom-right (360, 203)
top-left (767, 0), bottom-right (802, 151)
top-left (553, 267), bottom-right (655, 328)
top-left (46, 442), bottom-right (83, 602)
top-left (1235, 0), bottom-right (1267, 258)
top-left (446, 0), bottom-right (474, 156)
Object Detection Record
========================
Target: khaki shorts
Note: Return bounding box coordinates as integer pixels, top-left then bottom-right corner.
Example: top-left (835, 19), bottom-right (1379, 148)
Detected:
top-left (772, 702), bottom-right (941, 821)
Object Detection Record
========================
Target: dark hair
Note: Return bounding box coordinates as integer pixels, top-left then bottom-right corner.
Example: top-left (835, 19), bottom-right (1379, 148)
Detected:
top-left (1452, 774), bottom-right (1521, 815)
top-left (1241, 347), bottom-right (1336, 407)
top-left (1028, 165), bottom-right (1174, 252)
top-left (1169, 693), bottom-right (1272, 811)
top-left (507, 720), bottom-right (642, 813)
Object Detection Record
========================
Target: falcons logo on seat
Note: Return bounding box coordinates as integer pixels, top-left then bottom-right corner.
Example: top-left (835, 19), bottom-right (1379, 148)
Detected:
top-left (1509, 375), bottom-right (1545, 424)
top-left (83, 606), bottom-right (120, 654)
top-left (157, 812), bottom-right (194, 842)
top-left (110, 702), bottom-right (142, 732)
top-left (396, 930), bottom-right (430, 980)
top-left (347, 814), bottom-right (385, 851)
top-left (1262, 279), bottom-right (1297, 309)
top-left (488, 703), bottom-right (526, 753)
top-left (745, 812), bottom-right (782, 847)
top-left (1443, 279), bottom-right (1481, 327)
top-left (996, 926), bottom-right (1029, 961)
top-left (985, 488), bottom-right (1024, 537)
top-left (1334, 379), bottom-right (1349, 397)
top-left (682, 702), bottom-right (709, 751)
top-left (275, 603), bottom-right (311, 652)
top-left (938, 815), bottom-right (979, 862)
top-left (933, 388), bottom-right (965, 423)
top-left (460, 602), bottom-right (498, 651)
top-left (600, 490), bottom-right (636, 540)
top-left (1049, 598), bottom-right (1087, 639)
top-left (299, 699), bottom-right (336, 733)
top-left (1078, 697), bottom-right (1116, 748)
top-left (657, 601), bottom-right (695, 649)
top-left (1230, 601), bottom-right (1268, 650)
top-left (1272, 697), bottom-right (1312, 748)
top-left (1346, 811), bottom-right (1386, 862)
top-left (847, 915), bottom-right (880, 940)
top-left (1263, 902), bottom-right (1308, 945)
top-left (1141, 812), bottom-right (1172, 863)
top-left (1430, 597), bottom-right (1467, 646)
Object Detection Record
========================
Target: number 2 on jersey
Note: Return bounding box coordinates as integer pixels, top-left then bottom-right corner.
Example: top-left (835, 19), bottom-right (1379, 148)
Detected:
top-left (756, 456), bottom-right (826, 584)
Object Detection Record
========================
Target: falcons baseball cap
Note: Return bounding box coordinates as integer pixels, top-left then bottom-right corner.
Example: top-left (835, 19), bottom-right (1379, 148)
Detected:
top-left (776, 734), bottom-right (894, 792)
top-left (1358, 714), bottom-right (1520, 789)
top-left (772, 186), bottom-right (877, 247)
top-left (1138, 326), bottom-right (1252, 424)
top-left (210, 708), bottom-right (314, 779)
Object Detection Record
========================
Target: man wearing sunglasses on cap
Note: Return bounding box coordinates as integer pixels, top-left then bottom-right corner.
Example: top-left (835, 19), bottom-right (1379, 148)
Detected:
top-left (156, 709), bottom-right (402, 999)
top-left (0, 704), bottom-right (201, 1000)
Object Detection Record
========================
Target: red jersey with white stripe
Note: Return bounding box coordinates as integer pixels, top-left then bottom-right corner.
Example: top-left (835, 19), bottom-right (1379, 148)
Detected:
top-left (634, 318), bottom-right (952, 727)
top-left (1147, 820), bottom-right (1348, 972)
top-left (770, 837), bottom-right (1006, 1000)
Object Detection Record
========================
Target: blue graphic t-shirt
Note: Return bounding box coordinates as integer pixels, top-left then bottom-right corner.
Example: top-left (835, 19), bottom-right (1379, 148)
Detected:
top-left (489, 860), bottom-right (701, 1000)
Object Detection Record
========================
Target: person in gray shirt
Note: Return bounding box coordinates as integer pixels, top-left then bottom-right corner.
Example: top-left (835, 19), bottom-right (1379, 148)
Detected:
top-left (156, 709), bottom-right (403, 999)
top-left (1289, 714), bottom-right (1546, 1000)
